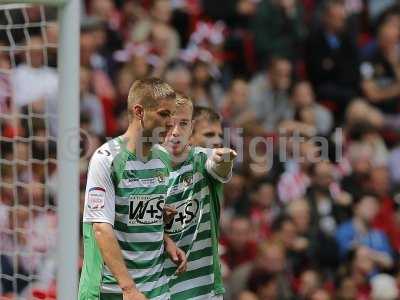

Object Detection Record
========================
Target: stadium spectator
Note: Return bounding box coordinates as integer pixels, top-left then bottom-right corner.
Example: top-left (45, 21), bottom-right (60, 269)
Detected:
top-left (249, 57), bottom-right (293, 132)
top-left (335, 194), bottom-right (393, 268)
top-left (306, 161), bottom-right (352, 236)
top-left (305, 0), bottom-right (359, 113)
top-left (226, 241), bottom-right (292, 300)
top-left (251, 0), bottom-right (307, 61)
top-left (290, 81), bottom-right (334, 136)
top-left (220, 216), bottom-right (257, 271)
top-left (360, 12), bottom-right (400, 114)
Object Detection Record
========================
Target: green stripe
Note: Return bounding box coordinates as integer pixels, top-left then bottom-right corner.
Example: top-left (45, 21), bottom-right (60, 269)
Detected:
top-left (114, 221), bottom-right (163, 233)
top-left (166, 264), bottom-right (213, 280)
top-left (100, 293), bottom-right (122, 300)
top-left (122, 169), bottom-right (166, 179)
top-left (115, 204), bottom-right (129, 214)
top-left (188, 246), bottom-right (213, 261)
top-left (171, 284), bottom-right (214, 300)
top-left (146, 282), bottom-right (170, 299)
top-left (103, 270), bottom-right (165, 286)
top-left (115, 185), bottom-right (167, 197)
top-left (118, 240), bottom-right (163, 252)
top-left (124, 253), bottom-right (164, 269)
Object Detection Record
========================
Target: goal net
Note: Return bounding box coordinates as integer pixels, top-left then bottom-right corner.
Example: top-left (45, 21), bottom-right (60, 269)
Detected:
top-left (0, 2), bottom-right (79, 299)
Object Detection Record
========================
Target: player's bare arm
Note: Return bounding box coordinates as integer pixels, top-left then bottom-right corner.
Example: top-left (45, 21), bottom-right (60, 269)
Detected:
top-left (163, 234), bottom-right (188, 275)
top-left (93, 223), bottom-right (147, 300)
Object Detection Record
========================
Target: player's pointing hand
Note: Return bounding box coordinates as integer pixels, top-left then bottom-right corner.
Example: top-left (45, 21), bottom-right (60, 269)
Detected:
top-left (212, 148), bottom-right (237, 164)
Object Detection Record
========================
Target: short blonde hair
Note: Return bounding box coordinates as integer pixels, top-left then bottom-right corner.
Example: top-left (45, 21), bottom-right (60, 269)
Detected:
top-left (127, 78), bottom-right (175, 120)
top-left (175, 93), bottom-right (194, 118)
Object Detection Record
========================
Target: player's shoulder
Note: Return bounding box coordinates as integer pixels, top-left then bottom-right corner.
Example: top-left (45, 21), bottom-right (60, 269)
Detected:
top-left (90, 137), bottom-right (123, 168)
top-left (193, 146), bottom-right (213, 158)
top-left (152, 144), bottom-right (172, 167)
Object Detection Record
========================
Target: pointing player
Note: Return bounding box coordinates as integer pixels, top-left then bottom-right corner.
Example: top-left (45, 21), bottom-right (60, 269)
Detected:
top-left (79, 78), bottom-right (186, 300)
top-left (161, 97), bottom-right (236, 299)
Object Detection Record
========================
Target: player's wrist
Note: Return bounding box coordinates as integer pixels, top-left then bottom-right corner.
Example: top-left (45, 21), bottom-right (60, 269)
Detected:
top-left (120, 280), bottom-right (136, 293)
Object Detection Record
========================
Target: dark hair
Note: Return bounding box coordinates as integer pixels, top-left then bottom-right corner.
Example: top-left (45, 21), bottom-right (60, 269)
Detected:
top-left (322, 0), bottom-right (345, 14)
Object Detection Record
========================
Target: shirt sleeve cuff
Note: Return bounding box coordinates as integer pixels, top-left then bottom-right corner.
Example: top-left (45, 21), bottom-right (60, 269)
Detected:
top-left (83, 218), bottom-right (114, 226)
top-left (205, 159), bottom-right (233, 183)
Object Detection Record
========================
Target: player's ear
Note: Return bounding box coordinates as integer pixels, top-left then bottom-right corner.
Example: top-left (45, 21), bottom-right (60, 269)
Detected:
top-left (133, 104), bottom-right (144, 121)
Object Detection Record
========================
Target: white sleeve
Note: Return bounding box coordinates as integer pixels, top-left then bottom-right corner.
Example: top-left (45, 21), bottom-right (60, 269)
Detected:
top-left (82, 150), bottom-right (116, 225)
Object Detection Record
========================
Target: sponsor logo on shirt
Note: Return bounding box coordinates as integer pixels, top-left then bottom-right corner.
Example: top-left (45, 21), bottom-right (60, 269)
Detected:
top-left (164, 198), bottom-right (200, 234)
top-left (128, 195), bottom-right (164, 225)
top-left (87, 187), bottom-right (106, 210)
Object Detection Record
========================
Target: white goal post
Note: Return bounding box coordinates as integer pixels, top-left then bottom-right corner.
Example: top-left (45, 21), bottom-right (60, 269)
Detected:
top-left (1, 0), bottom-right (80, 299)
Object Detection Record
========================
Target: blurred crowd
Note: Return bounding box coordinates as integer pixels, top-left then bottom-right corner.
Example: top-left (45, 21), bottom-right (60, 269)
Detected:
top-left (1, 0), bottom-right (400, 299)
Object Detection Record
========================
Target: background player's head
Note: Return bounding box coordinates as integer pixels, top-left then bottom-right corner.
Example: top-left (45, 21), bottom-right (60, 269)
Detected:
top-left (127, 78), bottom-right (176, 143)
top-left (190, 106), bottom-right (223, 148)
top-left (164, 94), bottom-right (194, 156)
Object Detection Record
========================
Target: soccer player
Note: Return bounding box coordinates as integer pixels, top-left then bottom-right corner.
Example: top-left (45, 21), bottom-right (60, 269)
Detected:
top-left (161, 97), bottom-right (236, 299)
top-left (79, 78), bottom-right (187, 300)
top-left (190, 106), bottom-right (224, 149)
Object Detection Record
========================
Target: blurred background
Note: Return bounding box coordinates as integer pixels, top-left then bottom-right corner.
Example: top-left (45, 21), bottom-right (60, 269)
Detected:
top-left (1, 0), bottom-right (400, 299)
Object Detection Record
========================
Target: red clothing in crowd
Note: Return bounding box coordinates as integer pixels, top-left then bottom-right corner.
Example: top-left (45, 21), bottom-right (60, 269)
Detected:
top-left (220, 238), bottom-right (257, 270)
top-left (373, 196), bottom-right (400, 252)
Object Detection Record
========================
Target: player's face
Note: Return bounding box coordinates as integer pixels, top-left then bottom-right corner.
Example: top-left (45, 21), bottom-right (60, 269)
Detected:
top-left (142, 98), bottom-right (175, 144)
top-left (164, 105), bottom-right (193, 156)
top-left (190, 120), bottom-right (223, 148)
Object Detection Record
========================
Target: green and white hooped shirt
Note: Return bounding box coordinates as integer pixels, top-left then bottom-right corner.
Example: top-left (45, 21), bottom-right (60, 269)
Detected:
top-left (79, 137), bottom-right (171, 300)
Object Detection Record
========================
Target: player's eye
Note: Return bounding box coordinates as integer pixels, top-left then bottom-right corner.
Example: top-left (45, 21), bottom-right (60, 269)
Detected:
top-left (158, 110), bottom-right (170, 118)
top-left (204, 132), bottom-right (214, 138)
top-left (180, 121), bottom-right (189, 127)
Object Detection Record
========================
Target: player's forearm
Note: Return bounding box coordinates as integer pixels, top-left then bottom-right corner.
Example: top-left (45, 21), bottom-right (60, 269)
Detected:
top-left (92, 223), bottom-right (136, 291)
top-left (208, 148), bottom-right (236, 179)
top-left (212, 160), bottom-right (234, 179)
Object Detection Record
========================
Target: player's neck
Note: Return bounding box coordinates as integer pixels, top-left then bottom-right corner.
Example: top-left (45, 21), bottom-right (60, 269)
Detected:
top-left (123, 122), bottom-right (152, 160)
top-left (170, 144), bottom-right (192, 167)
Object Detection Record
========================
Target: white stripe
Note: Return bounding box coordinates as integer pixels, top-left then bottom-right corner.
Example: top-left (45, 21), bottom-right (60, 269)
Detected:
top-left (115, 231), bottom-right (164, 243)
top-left (139, 274), bottom-right (169, 293)
top-left (152, 293), bottom-right (171, 300)
top-left (175, 220), bottom-right (211, 249)
top-left (101, 275), bottom-right (169, 294)
top-left (187, 255), bottom-right (214, 271)
top-left (191, 238), bottom-right (212, 253)
top-left (125, 159), bottom-right (165, 170)
top-left (115, 193), bottom-right (164, 205)
top-left (165, 248), bottom-right (213, 269)
top-left (171, 274), bottom-right (214, 294)
top-left (120, 248), bottom-right (163, 262)
top-left (103, 261), bottom-right (164, 280)
top-left (101, 276), bottom-right (170, 296)
top-left (118, 177), bottom-right (167, 189)
top-left (181, 292), bottom-right (219, 300)
top-left (170, 163), bottom-right (193, 178)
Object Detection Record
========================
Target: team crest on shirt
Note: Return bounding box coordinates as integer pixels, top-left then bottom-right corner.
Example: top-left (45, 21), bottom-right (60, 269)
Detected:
top-left (164, 198), bottom-right (200, 234)
top-left (181, 173), bottom-right (193, 187)
top-left (128, 195), bottom-right (165, 225)
top-left (156, 171), bottom-right (165, 184)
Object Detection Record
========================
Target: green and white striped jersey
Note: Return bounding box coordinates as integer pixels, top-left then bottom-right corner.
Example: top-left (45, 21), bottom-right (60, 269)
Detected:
top-left (161, 146), bottom-right (231, 300)
top-left (79, 137), bottom-right (171, 300)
